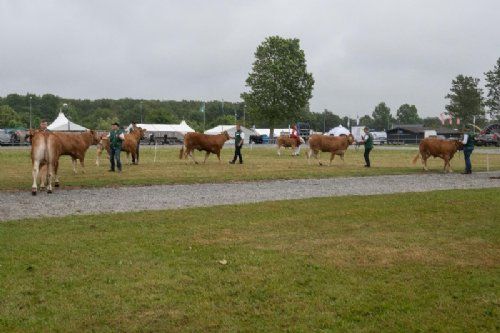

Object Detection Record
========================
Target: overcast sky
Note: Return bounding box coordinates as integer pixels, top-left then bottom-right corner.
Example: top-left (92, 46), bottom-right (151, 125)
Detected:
top-left (1, 0), bottom-right (499, 117)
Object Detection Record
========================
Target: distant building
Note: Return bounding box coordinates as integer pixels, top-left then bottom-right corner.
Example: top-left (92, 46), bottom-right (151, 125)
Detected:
top-left (204, 125), bottom-right (257, 144)
top-left (386, 125), bottom-right (462, 144)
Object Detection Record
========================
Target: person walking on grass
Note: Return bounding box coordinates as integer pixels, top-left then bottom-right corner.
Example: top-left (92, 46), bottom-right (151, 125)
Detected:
top-left (130, 121), bottom-right (140, 164)
top-left (107, 122), bottom-right (125, 172)
top-left (229, 124), bottom-right (244, 164)
top-left (461, 125), bottom-right (475, 174)
top-left (359, 126), bottom-right (374, 167)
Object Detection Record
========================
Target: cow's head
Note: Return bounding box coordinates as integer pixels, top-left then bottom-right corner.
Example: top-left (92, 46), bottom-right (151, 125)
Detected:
top-left (347, 134), bottom-right (355, 145)
top-left (138, 127), bottom-right (147, 139)
top-left (454, 140), bottom-right (464, 150)
top-left (89, 130), bottom-right (100, 145)
top-left (222, 131), bottom-right (230, 140)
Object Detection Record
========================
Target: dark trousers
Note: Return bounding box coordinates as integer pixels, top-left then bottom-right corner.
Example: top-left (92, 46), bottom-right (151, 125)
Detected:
top-left (110, 147), bottom-right (122, 171)
top-left (132, 143), bottom-right (140, 164)
top-left (463, 148), bottom-right (473, 172)
top-left (232, 145), bottom-right (243, 163)
top-left (364, 148), bottom-right (372, 166)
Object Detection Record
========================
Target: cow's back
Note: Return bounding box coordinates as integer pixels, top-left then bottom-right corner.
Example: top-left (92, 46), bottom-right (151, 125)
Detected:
top-left (420, 138), bottom-right (459, 157)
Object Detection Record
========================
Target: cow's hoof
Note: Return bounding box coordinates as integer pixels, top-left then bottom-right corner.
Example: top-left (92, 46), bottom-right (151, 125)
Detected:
top-left (55, 183), bottom-right (60, 187)
top-left (47, 189), bottom-right (53, 194)
top-left (31, 189), bottom-right (37, 196)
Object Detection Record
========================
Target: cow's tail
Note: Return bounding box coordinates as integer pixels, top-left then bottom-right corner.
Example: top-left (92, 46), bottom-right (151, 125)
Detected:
top-left (412, 152), bottom-right (420, 164)
top-left (179, 145), bottom-right (184, 159)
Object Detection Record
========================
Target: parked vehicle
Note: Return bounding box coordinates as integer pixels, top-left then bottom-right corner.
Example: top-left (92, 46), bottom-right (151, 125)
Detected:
top-left (475, 132), bottom-right (499, 146)
top-left (371, 131), bottom-right (387, 145)
top-left (0, 128), bottom-right (27, 146)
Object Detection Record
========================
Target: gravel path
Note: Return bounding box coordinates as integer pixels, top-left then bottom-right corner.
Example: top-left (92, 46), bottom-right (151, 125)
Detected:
top-left (1, 172), bottom-right (499, 221)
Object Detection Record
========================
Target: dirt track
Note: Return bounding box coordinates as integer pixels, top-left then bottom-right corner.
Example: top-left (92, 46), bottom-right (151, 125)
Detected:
top-left (1, 172), bottom-right (499, 221)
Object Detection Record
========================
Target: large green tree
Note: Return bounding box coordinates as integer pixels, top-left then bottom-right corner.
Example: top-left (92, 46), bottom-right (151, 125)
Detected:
top-left (484, 57), bottom-right (500, 120)
top-left (445, 75), bottom-right (484, 128)
top-left (396, 104), bottom-right (420, 124)
top-left (371, 102), bottom-right (393, 130)
top-left (241, 36), bottom-right (314, 138)
top-left (0, 105), bottom-right (23, 127)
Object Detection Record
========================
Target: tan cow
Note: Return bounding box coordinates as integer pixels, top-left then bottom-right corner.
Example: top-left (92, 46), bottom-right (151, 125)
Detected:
top-left (277, 136), bottom-right (305, 156)
top-left (30, 130), bottom-right (61, 195)
top-left (307, 134), bottom-right (355, 166)
top-left (179, 131), bottom-right (230, 164)
top-left (412, 138), bottom-right (463, 173)
top-left (37, 130), bottom-right (100, 188)
top-left (96, 128), bottom-right (146, 166)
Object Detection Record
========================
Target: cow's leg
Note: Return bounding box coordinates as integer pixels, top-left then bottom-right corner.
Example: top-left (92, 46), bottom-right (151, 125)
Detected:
top-left (422, 154), bottom-right (429, 171)
top-left (203, 151), bottom-right (210, 164)
top-left (216, 152), bottom-right (221, 163)
top-left (329, 153), bottom-right (335, 166)
top-left (96, 148), bottom-right (101, 166)
top-left (39, 164), bottom-right (47, 190)
top-left (277, 145), bottom-right (281, 156)
top-left (188, 150), bottom-right (198, 164)
top-left (444, 157), bottom-right (451, 173)
top-left (72, 158), bottom-right (77, 174)
top-left (31, 160), bottom-right (40, 195)
top-left (80, 157), bottom-right (85, 174)
top-left (47, 161), bottom-right (54, 194)
top-left (54, 160), bottom-right (60, 187)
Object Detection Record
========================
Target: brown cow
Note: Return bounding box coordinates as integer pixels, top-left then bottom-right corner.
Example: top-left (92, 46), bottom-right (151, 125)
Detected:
top-left (307, 134), bottom-right (355, 166)
top-left (412, 138), bottom-right (463, 173)
top-left (277, 136), bottom-right (305, 156)
top-left (38, 130), bottom-right (100, 188)
top-left (179, 131), bottom-right (230, 164)
top-left (30, 130), bottom-right (61, 195)
top-left (96, 128), bottom-right (146, 166)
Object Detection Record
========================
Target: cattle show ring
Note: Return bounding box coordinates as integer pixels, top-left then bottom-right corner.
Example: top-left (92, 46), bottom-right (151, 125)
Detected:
top-left (1, 3), bottom-right (500, 329)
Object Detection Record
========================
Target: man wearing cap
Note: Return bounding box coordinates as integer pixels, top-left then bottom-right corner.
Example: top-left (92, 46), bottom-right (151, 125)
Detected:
top-left (130, 121), bottom-right (140, 164)
top-left (107, 122), bottom-right (125, 172)
top-left (359, 127), bottom-right (374, 167)
top-left (229, 124), bottom-right (244, 164)
top-left (461, 126), bottom-right (475, 174)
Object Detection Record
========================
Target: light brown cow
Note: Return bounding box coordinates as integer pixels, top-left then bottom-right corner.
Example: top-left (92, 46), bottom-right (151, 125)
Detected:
top-left (307, 134), bottom-right (355, 166)
top-left (38, 130), bottom-right (100, 188)
top-left (96, 128), bottom-right (146, 166)
top-left (179, 131), bottom-right (230, 164)
top-left (412, 138), bottom-right (463, 173)
top-left (30, 130), bottom-right (61, 195)
top-left (277, 136), bottom-right (305, 156)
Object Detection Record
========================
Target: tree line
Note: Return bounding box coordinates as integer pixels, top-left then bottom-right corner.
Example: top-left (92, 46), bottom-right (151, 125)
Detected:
top-left (1, 36), bottom-right (499, 133)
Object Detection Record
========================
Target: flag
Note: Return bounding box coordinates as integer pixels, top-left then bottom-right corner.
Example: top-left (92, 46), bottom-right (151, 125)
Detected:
top-left (200, 102), bottom-right (205, 113)
top-left (456, 118), bottom-right (460, 125)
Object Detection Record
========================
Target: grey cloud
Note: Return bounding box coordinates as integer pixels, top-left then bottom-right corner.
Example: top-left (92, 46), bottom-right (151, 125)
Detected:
top-left (1, 0), bottom-right (499, 117)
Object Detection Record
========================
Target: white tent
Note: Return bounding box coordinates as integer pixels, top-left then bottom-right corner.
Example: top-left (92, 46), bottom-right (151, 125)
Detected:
top-left (128, 121), bottom-right (195, 135)
top-left (47, 112), bottom-right (87, 131)
top-left (327, 125), bottom-right (351, 136)
top-left (254, 128), bottom-right (291, 137)
top-left (204, 125), bottom-right (256, 143)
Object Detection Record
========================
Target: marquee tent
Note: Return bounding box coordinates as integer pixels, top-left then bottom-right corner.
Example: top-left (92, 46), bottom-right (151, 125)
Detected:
top-left (47, 112), bottom-right (87, 131)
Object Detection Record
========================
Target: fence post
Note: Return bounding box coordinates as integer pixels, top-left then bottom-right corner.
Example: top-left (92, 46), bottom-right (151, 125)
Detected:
top-left (487, 153), bottom-right (490, 172)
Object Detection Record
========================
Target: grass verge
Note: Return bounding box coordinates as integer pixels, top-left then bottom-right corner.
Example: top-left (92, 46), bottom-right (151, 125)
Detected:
top-left (1, 188), bottom-right (499, 331)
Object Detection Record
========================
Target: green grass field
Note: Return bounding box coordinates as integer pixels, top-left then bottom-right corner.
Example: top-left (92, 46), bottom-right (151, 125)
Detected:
top-left (1, 189), bottom-right (498, 332)
top-left (1, 146), bottom-right (499, 190)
